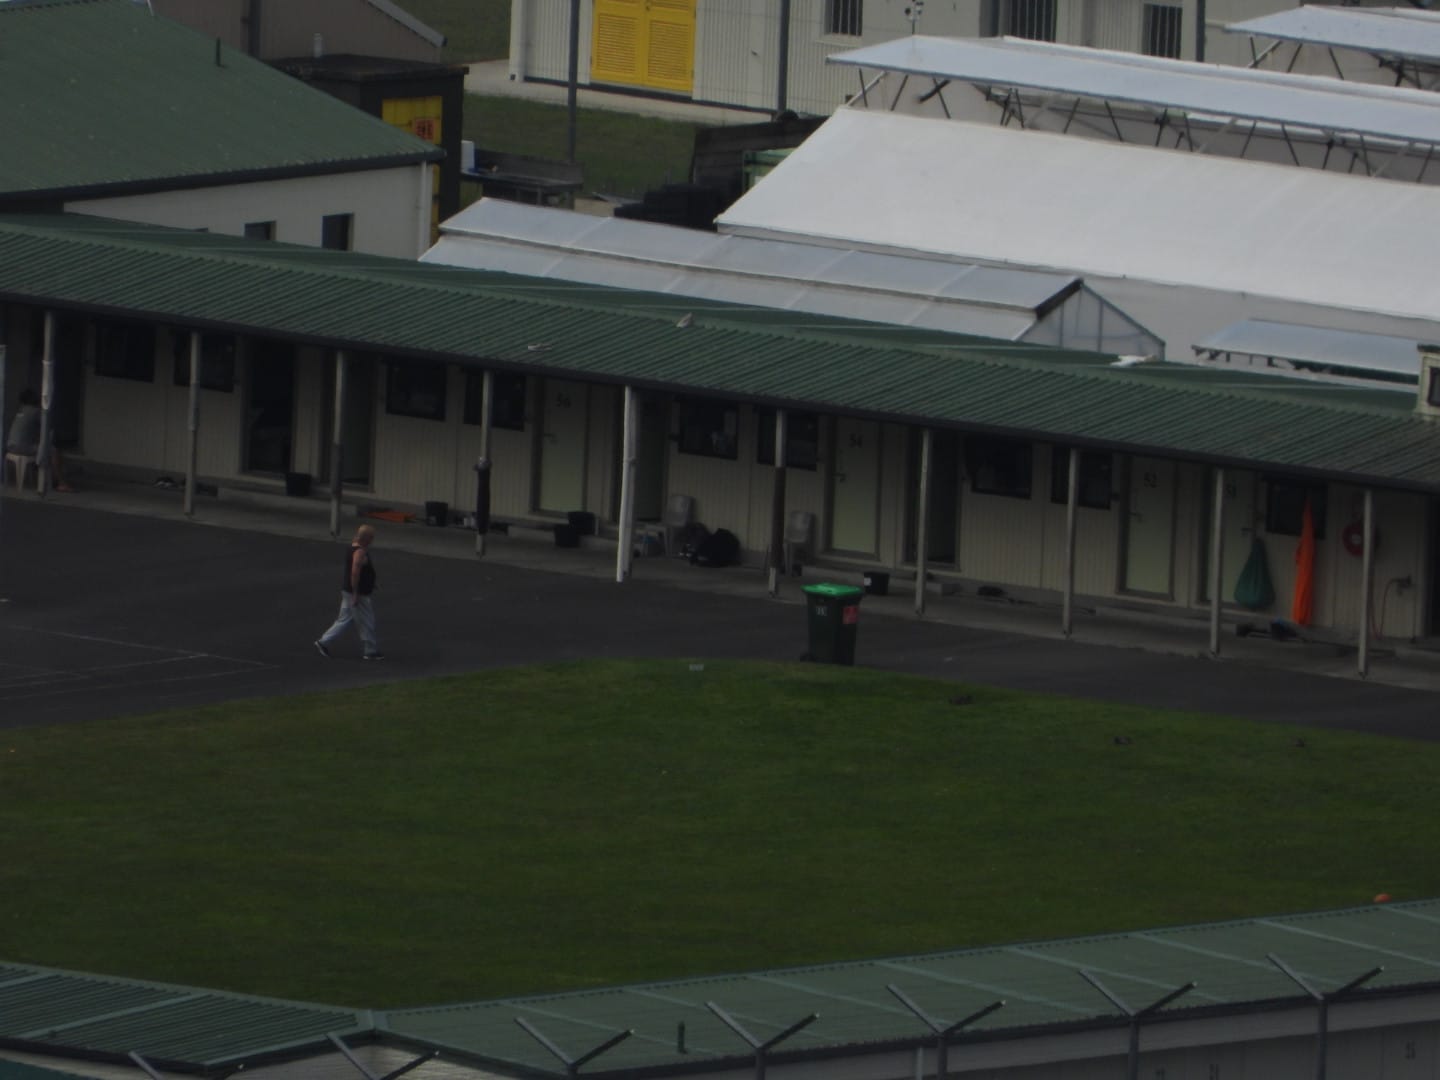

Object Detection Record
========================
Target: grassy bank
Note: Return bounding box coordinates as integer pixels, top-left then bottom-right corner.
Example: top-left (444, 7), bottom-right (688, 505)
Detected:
top-left (3, 659), bottom-right (1434, 1008)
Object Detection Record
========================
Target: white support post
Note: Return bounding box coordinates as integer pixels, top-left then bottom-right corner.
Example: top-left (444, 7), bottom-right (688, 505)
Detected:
top-left (1062, 447), bottom-right (1079, 637)
top-left (329, 350), bottom-right (347, 538)
top-left (184, 332), bottom-right (201, 518)
top-left (477, 370), bottom-right (494, 557)
top-left (616, 385), bottom-right (637, 583)
top-left (38, 312), bottom-right (54, 497)
top-left (914, 428), bottom-right (932, 617)
top-left (1208, 467), bottom-right (1226, 656)
top-left (1358, 488), bottom-right (1374, 678)
top-left (768, 409), bottom-right (787, 597)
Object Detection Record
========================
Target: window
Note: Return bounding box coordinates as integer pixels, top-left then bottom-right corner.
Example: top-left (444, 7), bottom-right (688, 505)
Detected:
top-left (322, 213), bottom-right (353, 252)
top-left (678, 398), bottom-right (738, 460)
top-left (1428, 367), bottom-right (1440, 408)
top-left (993, 0), bottom-right (1055, 40)
top-left (1265, 477), bottom-right (1328, 539)
top-left (463, 371), bottom-right (527, 431)
top-left (385, 359), bottom-right (447, 421)
top-left (966, 436), bottom-right (1033, 498)
top-left (756, 409), bottom-right (819, 470)
top-left (1142, 3), bottom-right (1182, 58)
top-left (1049, 447), bottom-right (1113, 509)
top-left (826, 0), bottom-right (862, 36)
top-left (243, 220), bottom-right (275, 241)
top-left (94, 320), bottom-right (156, 382)
top-left (171, 332), bottom-right (236, 392)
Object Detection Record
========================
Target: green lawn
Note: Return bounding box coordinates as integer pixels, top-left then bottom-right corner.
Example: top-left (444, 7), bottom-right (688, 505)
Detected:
top-left (3, 659), bottom-right (1435, 1009)
top-left (401, 0), bottom-right (511, 62)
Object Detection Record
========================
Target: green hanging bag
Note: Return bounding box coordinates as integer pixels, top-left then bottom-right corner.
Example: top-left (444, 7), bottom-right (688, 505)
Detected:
top-left (1233, 536), bottom-right (1276, 611)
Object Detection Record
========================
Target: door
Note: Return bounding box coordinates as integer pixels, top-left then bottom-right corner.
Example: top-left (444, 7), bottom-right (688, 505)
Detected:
top-left (244, 338), bottom-right (295, 475)
top-left (322, 353), bottom-right (375, 487)
top-left (537, 378), bottom-right (588, 513)
top-left (1122, 455), bottom-right (1176, 596)
top-left (904, 429), bottom-right (959, 564)
top-left (634, 392), bottom-right (667, 521)
top-left (1198, 469), bottom-right (1256, 604)
top-left (830, 418), bottom-right (881, 556)
top-left (591, 0), bottom-right (695, 94)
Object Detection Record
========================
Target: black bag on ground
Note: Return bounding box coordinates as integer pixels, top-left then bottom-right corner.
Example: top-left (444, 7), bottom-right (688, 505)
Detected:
top-left (691, 527), bottom-right (740, 568)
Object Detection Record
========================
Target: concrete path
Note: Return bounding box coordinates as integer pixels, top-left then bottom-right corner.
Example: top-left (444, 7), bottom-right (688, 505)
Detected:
top-left (1, 480), bottom-right (1437, 736)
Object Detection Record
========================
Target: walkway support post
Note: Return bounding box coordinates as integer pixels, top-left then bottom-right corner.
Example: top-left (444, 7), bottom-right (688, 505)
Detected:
top-left (1268, 954), bottom-right (1381, 1080)
top-left (329, 350), bottom-right (347, 538)
top-left (1080, 971), bottom-right (1195, 1080)
top-left (184, 331), bottom-right (201, 518)
top-left (915, 427), bottom-right (932, 617)
top-left (887, 985), bottom-right (1003, 1079)
top-left (1208, 467), bottom-right (1226, 656)
top-left (1358, 488), bottom-right (1374, 677)
top-left (1061, 446), bottom-right (1078, 637)
top-left (475, 370), bottom-right (494, 558)
top-left (768, 409), bottom-right (787, 597)
top-left (616, 385), bottom-right (637, 583)
top-left (38, 311), bottom-right (54, 497)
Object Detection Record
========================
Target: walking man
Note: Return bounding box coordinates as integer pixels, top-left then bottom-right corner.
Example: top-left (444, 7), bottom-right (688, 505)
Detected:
top-left (315, 524), bottom-right (384, 660)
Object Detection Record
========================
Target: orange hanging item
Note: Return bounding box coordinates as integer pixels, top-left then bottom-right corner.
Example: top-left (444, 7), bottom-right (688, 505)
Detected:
top-left (1292, 497), bottom-right (1316, 626)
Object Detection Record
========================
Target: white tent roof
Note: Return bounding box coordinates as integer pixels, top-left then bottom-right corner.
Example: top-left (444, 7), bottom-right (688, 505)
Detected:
top-left (1226, 6), bottom-right (1440, 65)
top-left (423, 198), bottom-right (1153, 345)
top-left (1193, 319), bottom-right (1423, 380)
top-left (716, 110), bottom-right (1440, 326)
top-left (827, 35), bottom-right (1440, 145)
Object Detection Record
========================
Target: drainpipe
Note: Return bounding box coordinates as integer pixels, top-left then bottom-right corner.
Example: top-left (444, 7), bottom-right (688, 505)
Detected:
top-left (566, 0), bottom-right (581, 163)
top-left (184, 332), bottom-right (201, 518)
top-left (247, 0), bottom-right (262, 56)
top-left (1358, 488), bottom-right (1374, 677)
top-left (475, 371), bottom-right (494, 558)
top-left (776, 0), bottom-right (792, 114)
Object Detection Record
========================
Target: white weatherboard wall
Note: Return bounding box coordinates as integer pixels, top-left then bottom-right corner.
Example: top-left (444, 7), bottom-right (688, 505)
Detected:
top-left (69, 167), bottom-right (433, 259)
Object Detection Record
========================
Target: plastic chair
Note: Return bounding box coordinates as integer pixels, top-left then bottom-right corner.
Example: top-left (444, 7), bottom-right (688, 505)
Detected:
top-left (662, 493), bottom-right (694, 556)
top-left (4, 451), bottom-right (37, 492)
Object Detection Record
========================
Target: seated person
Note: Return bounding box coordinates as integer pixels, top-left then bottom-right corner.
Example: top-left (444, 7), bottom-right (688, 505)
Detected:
top-left (7, 388), bottom-right (73, 492)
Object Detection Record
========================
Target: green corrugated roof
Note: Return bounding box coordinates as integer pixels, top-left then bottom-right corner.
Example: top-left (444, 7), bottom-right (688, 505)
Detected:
top-left (0, 0), bottom-right (441, 201)
top-left (381, 899), bottom-right (1440, 1077)
top-left (1, 211), bottom-right (1438, 493)
top-left (0, 964), bottom-right (369, 1070)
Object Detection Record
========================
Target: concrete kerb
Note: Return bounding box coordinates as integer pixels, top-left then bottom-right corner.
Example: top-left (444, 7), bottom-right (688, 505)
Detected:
top-left (10, 471), bottom-right (1440, 694)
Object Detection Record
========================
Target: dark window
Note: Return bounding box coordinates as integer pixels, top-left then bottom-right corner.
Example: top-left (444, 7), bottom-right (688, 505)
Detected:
top-left (678, 398), bottom-right (738, 460)
top-left (322, 213), bottom-right (353, 252)
top-left (171, 332), bottom-right (236, 392)
top-left (1428, 367), bottom-right (1440, 407)
top-left (243, 220), bottom-right (275, 241)
top-left (1002, 0), bottom-right (1056, 40)
top-left (94, 320), bottom-right (156, 382)
top-left (826, 0), bottom-right (863, 36)
top-left (1143, 3), bottom-right (1183, 58)
top-left (1265, 477), bottom-right (1328, 539)
top-left (966, 436), bottom-right (1033, 499)
top-left (1049, 447), bottom-right (1113, 509)
top-left (385, 359), bottom-right (447, 421)
top-left (463, 371), bottom-right (527, 431)
top-left (756, 409), bottom-right (819, 470)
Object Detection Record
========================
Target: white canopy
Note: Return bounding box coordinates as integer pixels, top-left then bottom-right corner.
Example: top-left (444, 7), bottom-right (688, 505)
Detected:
top-left (828, 35), bottom-right (1440, 146)
top-left (717, 110), bottom-right (1440, 327)
top-left (1227, 6), bottom-right (1440, 65)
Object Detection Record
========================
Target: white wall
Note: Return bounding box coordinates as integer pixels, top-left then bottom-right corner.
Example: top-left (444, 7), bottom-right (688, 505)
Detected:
top-left (68, 166), bottom-right (432, 259)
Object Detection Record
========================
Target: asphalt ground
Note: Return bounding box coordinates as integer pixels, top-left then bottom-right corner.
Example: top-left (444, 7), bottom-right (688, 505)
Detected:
top-left (2, 499), bottom-right (1439, 737)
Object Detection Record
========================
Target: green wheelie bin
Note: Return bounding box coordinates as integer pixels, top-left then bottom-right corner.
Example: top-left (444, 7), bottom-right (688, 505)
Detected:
top-left (801, 583), bottom-right (864, 665)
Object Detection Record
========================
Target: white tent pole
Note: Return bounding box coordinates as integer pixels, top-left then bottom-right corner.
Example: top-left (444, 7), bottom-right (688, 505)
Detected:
top-left (616, 385), bottom-right (637, 583)
top-left (184, 332), bottom-right (201, 517)
top-left (1358, 488), bottom-right (1374, 677)
top-left (1208, 468), bottom-right (1226, 656)
top-left (914, 428), bottom-right (932, 617)
top-left (1062, 447), bottom-right (1079, 637)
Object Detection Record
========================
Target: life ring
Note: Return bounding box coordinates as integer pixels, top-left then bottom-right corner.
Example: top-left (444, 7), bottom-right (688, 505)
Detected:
top-left (1342, 520), bottom-right (1378, 557)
